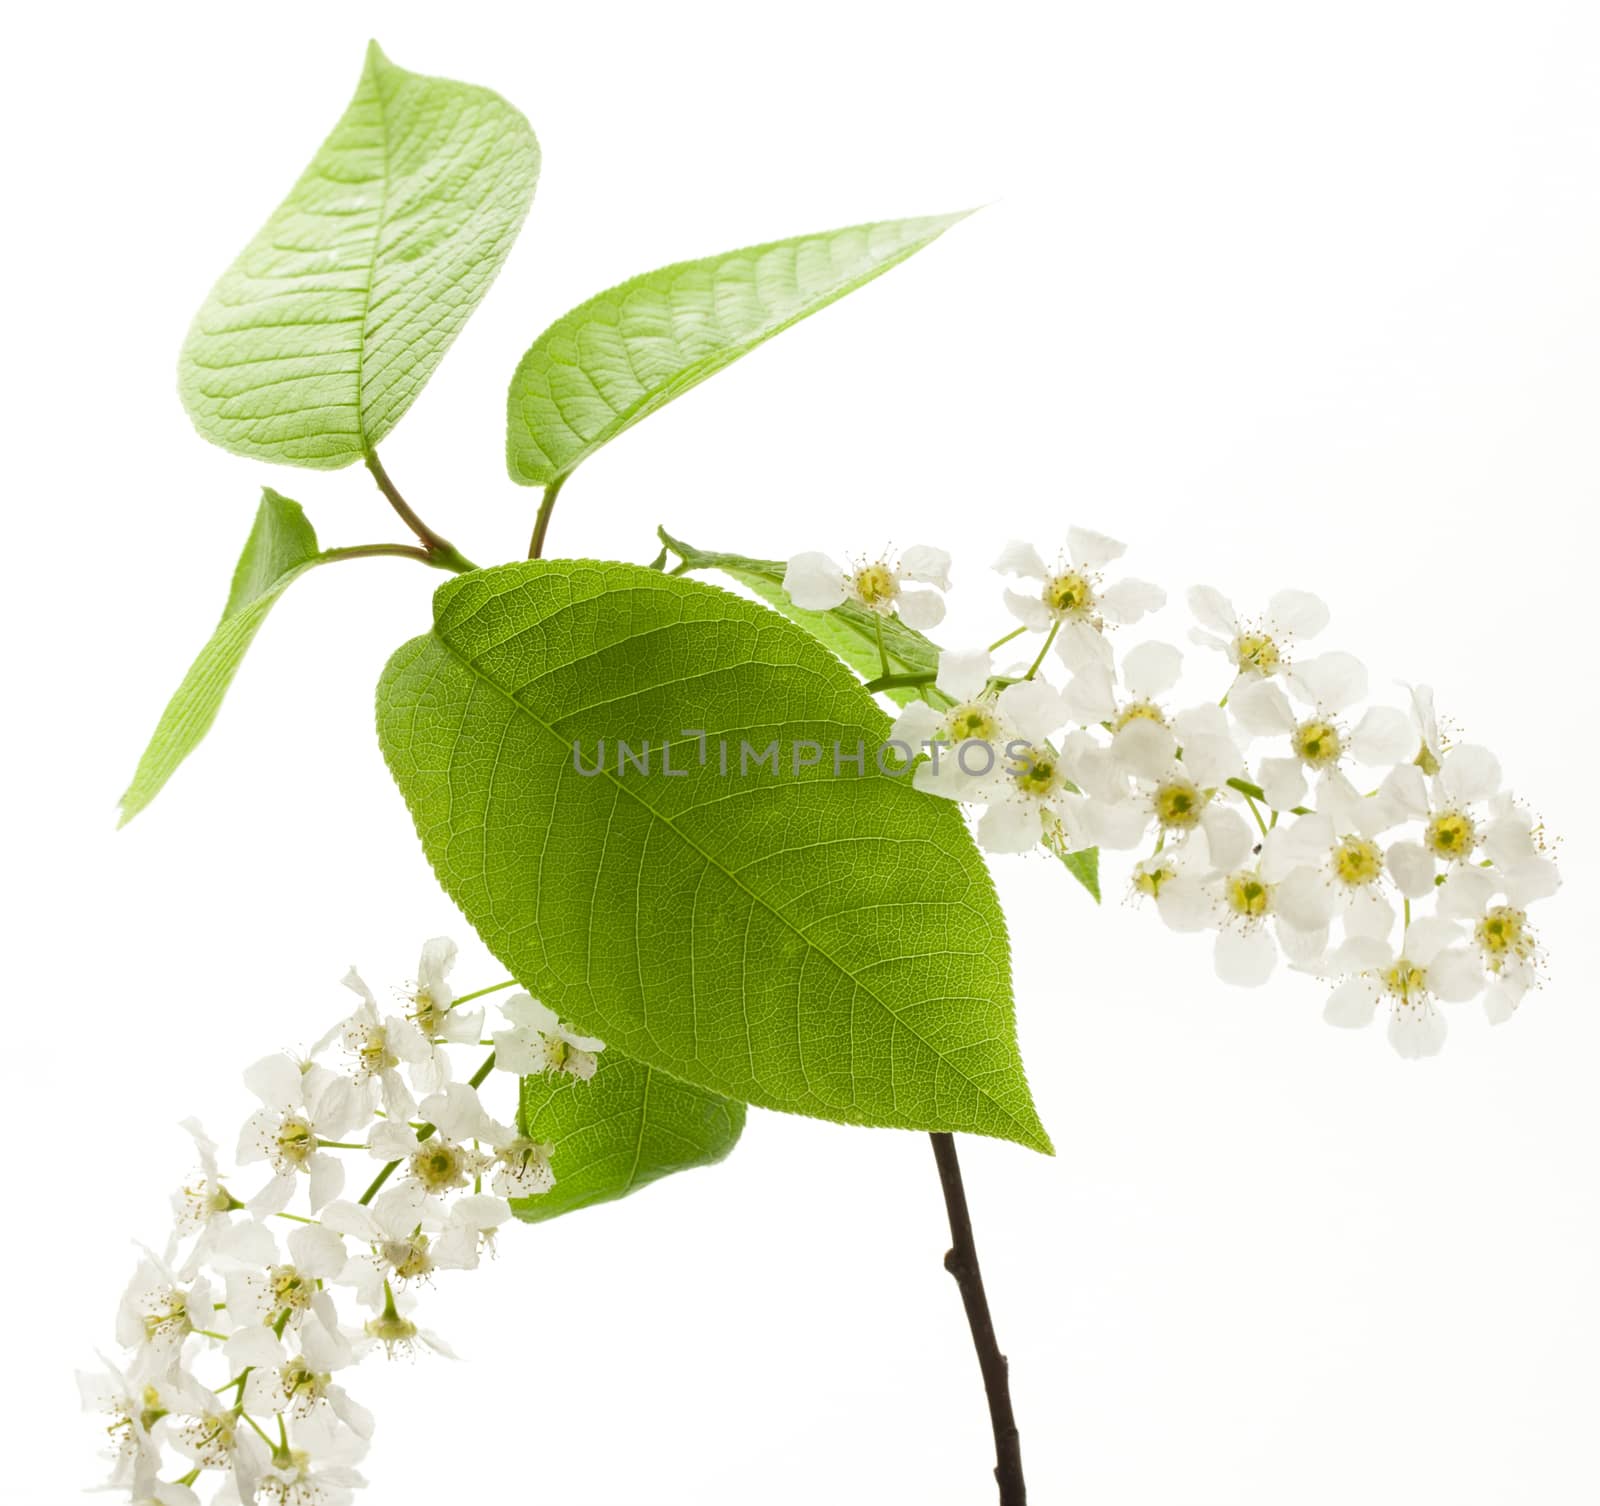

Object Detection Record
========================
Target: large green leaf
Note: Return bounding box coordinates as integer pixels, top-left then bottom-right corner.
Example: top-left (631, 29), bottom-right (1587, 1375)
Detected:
top-left (506, 213), bottom-right (970, 486)
top-left (658, 528), bottom-right (939, 707)
top-left (513, 1052), bottom-right (745, 1224)
top-left (120, 489), bottom-right (322, 825)
top-left (377, 561), bottom-right (1049, 1152)
top-left (180, 41), bottom-right (539, 468)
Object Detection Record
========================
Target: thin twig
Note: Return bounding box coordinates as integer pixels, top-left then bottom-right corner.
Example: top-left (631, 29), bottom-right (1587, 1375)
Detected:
top-left (930, 1131), bottom-right (1026, 1505)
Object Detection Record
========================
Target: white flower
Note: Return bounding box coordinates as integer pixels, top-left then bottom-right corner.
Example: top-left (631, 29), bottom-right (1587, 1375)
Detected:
top-left (486, 1129), bottom-right (557, 1199)
top-left (1258, 810), bottom-right (1399, 943)
top-left (356, 1286), bottom-right (456, 1362)
top-left (434, 1194), bottom-right (513, 1271)
top-left (237, 1055), bottom-right (365, 1217)
top-left (1380, 745), bottom-right (1523, 896)
top-left (115, 1252), bottom-right (217, 1367)
top-left (241, 1313), bottom-right (371, 1440)
top-left (246, 1411), bottom-right (369, 1505)
top-left (162, 1371), bottom-right (272, 1500)
top-left (1187, 585), bottom-right (1329, 684)
top-left (222, 1224), bottom-right (347, 1333)
top-left (1230, 654), bottom-right (1412, 811)
top-left (993, 529), bottom-right (1165, 670)
top-left (493, 994), bottom-right (605, 1080)
top-left (783, 544), bottom-right (951, 628)
top-left (402, 937), bottom-right (483, 1047)
top-left (1322, 917), bottom-right (1482, 1057)
top-left (321, 1183), bottom-right (439, 1308)
top-left (369, 1085), bottom-right (492, 1201)
top-left (339, 969), bottom-right (434, 1112)
top-left (78, 1350), bottom-right (166, 1492)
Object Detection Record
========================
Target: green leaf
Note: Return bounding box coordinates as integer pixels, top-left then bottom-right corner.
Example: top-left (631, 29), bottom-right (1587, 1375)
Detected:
top-left (506, 212), bottom-right (971, 487)
top-left (658, 528), bottom-right (939, 707)
top-left (512, 1052), bottom-right (745, 1224)
top-left (1057, 844), bottom-right (1101, 904)
top-left (119, 489), bottom-right (322, 825)
top-left (377, 561), bottom-right (1050, 1152)
top-left (180, 41), bottom-right (539, 468)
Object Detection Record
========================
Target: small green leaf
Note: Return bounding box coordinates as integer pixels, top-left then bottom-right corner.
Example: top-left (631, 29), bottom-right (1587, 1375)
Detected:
top-left (378, 561), bottom-right (1050, 1152)
top-left (513, 1052), bottom-right (745, 1224)
top-left (120, 489), bottom-right (322, 825)
top-left (1057, 844), bottom-right (1101, 903)
top-left (659, 528), bottom-right (938, 707)
top-left (507, 213), bottom-right (971, 486)
top-left (180, 41), bottom-right (539, 468)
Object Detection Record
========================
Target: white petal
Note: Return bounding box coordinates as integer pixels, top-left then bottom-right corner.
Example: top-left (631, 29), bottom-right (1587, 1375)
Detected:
top-left (997, 679), bottom-right (1070, 743)
top-left (1084, 797), bottom-right (1152, 849)
top-left (992, 539), bottom-right (1049, 580)
top-left (1386, 841), bottom-right (1436, 898)
top-left (1156, 876), bottom-right (1215, 932)
top-left (1259, 757), bottom-right (1308, 812)
top-left (1004, 587), bottom-right (1053, 631)
top-left (1376, 764), bottom-right (1430, 819)
top-left (1435, 866), bottom-right (1496, 920)
top-left (1054, 619), bottom-right (1113, 672)
top-left (1277, 920), bottom-right (1329, 970)
top-left (891, 700), bottom-right (943, 748)
top-left (306, 1153), bottom-right (344, 1214)
top-left (1402, 915), bottom-right (1464, 967)
top-left (1064, 663), bottom-right (1118, 725)
top-left (422, 1083), bottom-right (488, 1144)
top-left (1428, 947), bottom-right (1485, 1003)
top-left (1440, 743), bottom-right (1501, 805)
top-left (895, 588), bottom-right (946, 629)
top-left (1503, 857), bottom-right (1560, 906)
top-left (367, 1120), bottom-right (419, 1161)
top-left (1327, 936), bottom-right (1395, 974)
top-left (1259, 811), bottom-right (1333, 881)
top-left (247, 1171), bottom-right (296, 1221)
top-left (1341, 885), bottom-right (1397, 941)
top-left (1066, 526), bottom-right (1126, 571)
top-left (1482, 983), bottom-right (1519, 1026)
top-left (224, 1326), bottom-right (285, 1370)
top-left (1122, 640), bottom-right (1183, 699)
top-left (1200, 805), bottom-right (1253, 871)
top-left (288, 1225), bottom-right (348, 1280)
top-left (1289, 651), bottom-right (1368, 713)
top-left (1110, 719), bottom-right (1178, 780)
top-left (1187, 585), bottom-right (1238, 637)
top-left (899, 544), bottom-right (951, 589)
top-left (1484, 808), bottom-right (1537, 867)
top-left (1230, 679), bottom-right (1297, 737)
top-left (782, 552), bottom-right (848, 610)
top-left (417, 936), bottom-right (457, 1002)
top-left (935, 648), bottom-right (992, 703)
top-left (1349, 706), bottom-right (1415, 766)
top-left (501, 993), bottom-right (561, 1033)
top-left (1215, 926), bottom-right (1277, 987)
top-left (243, 1054), bottom-right (301, 1111)
top-left (1275, 870), bottom-right (1336, 931)
top-left (977, 802), bottom-right (1043, 854)
top-left (1388, 1001), bottom-right (1447, 1059)
top-left (1324, 977), bottom-right (1380, 1028)
top-left (317, 1200), bottom-right (381, 1242)
top-left (1266, 589), bottom-right (1329, 640)
top-left (1098, 577), bottom-right (1166, 624)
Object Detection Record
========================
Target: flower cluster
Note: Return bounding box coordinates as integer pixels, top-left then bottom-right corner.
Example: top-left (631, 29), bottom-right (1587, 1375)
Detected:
top-left (80, 940), bottom-right (602, 1504)
top-left (789, 531), bottom-right (1560, 1057)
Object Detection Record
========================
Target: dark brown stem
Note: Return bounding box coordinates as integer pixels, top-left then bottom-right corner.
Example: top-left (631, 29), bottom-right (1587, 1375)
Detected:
top-left (930, 1131), bottom-right (1026, 1505)
top-left (364, 449), bottom-right (477, 573)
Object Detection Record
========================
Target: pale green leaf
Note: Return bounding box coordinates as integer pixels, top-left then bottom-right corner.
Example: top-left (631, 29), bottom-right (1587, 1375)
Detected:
top-left (1057, 844), bottom-right (1101, 904)
top-left (378, 562), bottom-right (1050, 1152)
top-left (513, 1052), bottom-right (745, 1224)
top-left (506, 213), bottom-right (970, 486)
top-left (180, 41), bottom-right (539, 468)
top-left (120, 490), bottom-right (321, 824)
top-left (658, 527), bottom-right (938, 707)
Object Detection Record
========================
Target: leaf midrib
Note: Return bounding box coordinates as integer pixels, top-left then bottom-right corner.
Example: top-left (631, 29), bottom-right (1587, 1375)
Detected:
top-left (426, 610), bottom-right (1038, 1145)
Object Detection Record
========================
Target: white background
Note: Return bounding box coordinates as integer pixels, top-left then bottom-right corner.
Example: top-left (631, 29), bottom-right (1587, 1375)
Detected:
top-left (7, 2), bottom-right (1598, 1501)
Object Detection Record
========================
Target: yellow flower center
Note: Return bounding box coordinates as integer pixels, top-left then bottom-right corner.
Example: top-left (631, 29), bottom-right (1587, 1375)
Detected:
top-left (275, 1115), bottom-right (316, 1167)
top-left (1225, 871), bottom-right (1272, 919)
top-left (1233, 631), bottom-right (1281, 675)
top-left (1043, 570), bottom-right (1095, 617)
top-left (1134, 862), bottom-right (1175, 897)
top-left (1414, 744), bottom-right (1440, 777)
top-left (1293, 719), bottom-right (1342, 767)
top-left (381, 1234), bottom-right (433, 1282)
top-left (410, 1143), bottom-right (467, 1194)
top-left (1113, 699), bottom-right (1167, 732)
top-left (270, 1265), bottom-right (312, 1312)
top-left (411, 989), bottom-right (445, 1035)
top-left (1425, 809), bottom-right (1477, 861)
top-left (1331, 836), bottom-right (1383, 887)
top-left (1383, 959), bottom-right (1428, 1000)
top-left (1013, 747), bottom-right (1061, 798)
top-left (947, 702), bottom-right (999, 742)
top-left (853, 562), bottom-right (897, 607)
top-left (1476, 906), bottom-right (1531, 968)
top-left (1154, 778), bottom-right (1206, 830)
